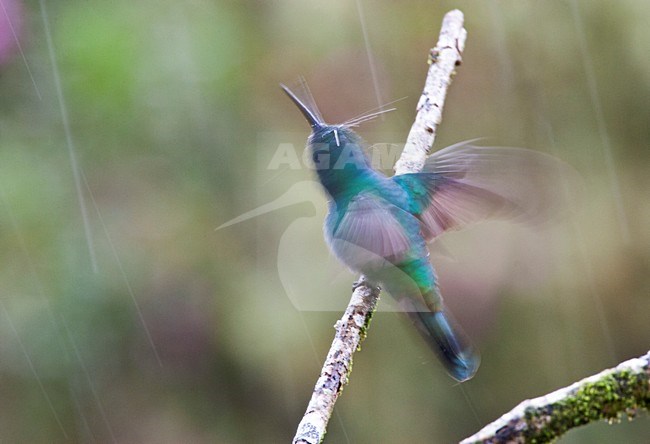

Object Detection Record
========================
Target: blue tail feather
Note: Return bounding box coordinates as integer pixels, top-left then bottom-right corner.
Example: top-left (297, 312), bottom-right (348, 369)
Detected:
top-left (410, 309), bottom-right (480, 382)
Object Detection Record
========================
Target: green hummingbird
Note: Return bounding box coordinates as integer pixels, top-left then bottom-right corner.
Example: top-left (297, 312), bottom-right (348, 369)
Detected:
top-left (282, 83), bottom-right (574, 381)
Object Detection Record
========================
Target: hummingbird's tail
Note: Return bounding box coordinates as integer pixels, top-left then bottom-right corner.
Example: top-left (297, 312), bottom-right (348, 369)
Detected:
top-left (403, 300), bottom-right (480, 382)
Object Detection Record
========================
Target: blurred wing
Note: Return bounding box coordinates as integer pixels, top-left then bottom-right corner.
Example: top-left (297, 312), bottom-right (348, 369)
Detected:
top-left (328, 195), bottom-right (414, 269)
top-left (392, 140), bottom-right (580, 241)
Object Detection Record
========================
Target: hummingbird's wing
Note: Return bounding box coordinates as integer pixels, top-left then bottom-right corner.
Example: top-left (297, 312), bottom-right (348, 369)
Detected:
top-left (326, 194), bottom-right (418, 270)
top-left (392, 141), bottom-right (580, 241)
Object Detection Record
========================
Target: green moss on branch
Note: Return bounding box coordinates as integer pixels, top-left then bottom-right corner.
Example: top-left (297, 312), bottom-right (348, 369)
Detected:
top-left (462, 351), bottom-right (650, 444)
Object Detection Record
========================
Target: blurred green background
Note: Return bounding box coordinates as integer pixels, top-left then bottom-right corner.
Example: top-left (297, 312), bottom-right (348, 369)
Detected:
top-left (0, 0), bottom-right (649, 442)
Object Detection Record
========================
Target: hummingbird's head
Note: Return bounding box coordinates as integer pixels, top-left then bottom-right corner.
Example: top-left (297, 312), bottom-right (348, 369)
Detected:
top-left (281, 82), bottom-right (383, 174)
top-left (281, 84), bottom-right (359, 171)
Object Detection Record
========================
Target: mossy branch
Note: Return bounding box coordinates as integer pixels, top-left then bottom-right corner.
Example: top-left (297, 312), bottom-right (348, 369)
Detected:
top-left (292, 9), bottom-right (467, 444)
top-left (461, 350), bottom-right (650, 443)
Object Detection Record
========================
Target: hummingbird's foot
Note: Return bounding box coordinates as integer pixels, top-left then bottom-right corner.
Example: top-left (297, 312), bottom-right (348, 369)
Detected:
top-left (352, 277), bottom-right (380, 292)
top-left (352, 279), bottom-right (366, 291)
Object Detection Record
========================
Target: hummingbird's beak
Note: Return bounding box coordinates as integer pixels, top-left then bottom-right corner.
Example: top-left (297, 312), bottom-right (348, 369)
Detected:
top-left (280, 84), bottom-right (323, 129)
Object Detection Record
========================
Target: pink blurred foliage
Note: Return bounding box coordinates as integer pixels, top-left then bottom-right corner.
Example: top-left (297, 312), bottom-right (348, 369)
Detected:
top-left (0, 0), bottom-right (23, 66)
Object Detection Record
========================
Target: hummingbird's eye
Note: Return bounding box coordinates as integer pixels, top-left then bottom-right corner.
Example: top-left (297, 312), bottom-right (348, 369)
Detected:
top-left (317, 128), bottom-right (340, 147)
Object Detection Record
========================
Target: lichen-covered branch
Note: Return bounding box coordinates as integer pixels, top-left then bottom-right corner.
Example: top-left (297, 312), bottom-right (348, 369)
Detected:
top-left (292, 9), bottom-right (467, 444)
top-left (394, 9), bottom-right (467, 175)
top-left (292, 280), bottom-right (380, 444)
top-left (461, 350), bottom-right (650, 444)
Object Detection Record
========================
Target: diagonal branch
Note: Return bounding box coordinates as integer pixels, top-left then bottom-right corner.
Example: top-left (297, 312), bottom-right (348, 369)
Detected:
top-left (394, 9), bottom-right (467, 176)
top-left (461, 350), bottom-right (650, 443)
top-left (292, 10), bottom-right (467, 444)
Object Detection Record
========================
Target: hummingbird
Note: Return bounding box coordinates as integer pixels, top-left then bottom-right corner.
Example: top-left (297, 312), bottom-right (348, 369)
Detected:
top-left (281, 83), bottom-right (574, 382)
